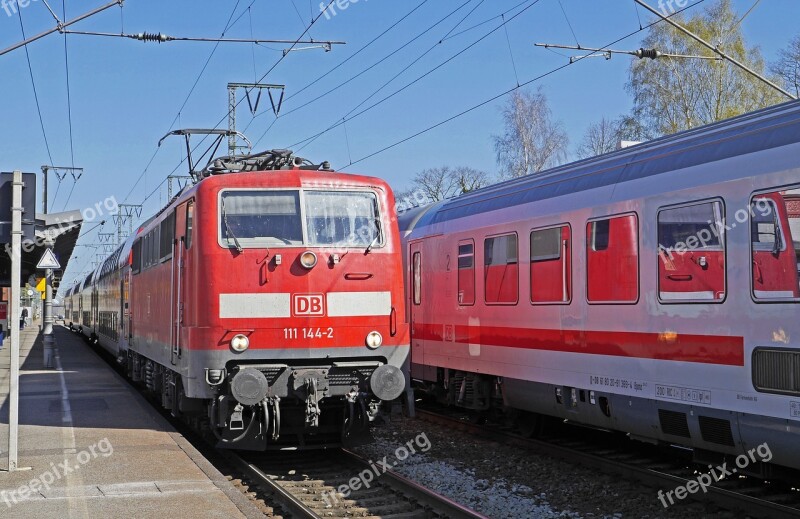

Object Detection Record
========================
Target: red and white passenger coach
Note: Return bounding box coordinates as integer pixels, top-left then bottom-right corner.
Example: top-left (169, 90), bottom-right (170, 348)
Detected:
top-left (401, 101), bottom-right (800, 474)
top-left (67, 148), bottom-right (409, 450)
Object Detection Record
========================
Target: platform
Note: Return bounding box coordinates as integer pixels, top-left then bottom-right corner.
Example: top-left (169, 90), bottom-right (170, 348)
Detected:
top-left (0, 323), bottom-right (263, 518)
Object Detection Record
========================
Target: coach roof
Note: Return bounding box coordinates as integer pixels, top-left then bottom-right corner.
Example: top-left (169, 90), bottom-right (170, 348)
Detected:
top-left (428, 99), bottom-right (800, 225)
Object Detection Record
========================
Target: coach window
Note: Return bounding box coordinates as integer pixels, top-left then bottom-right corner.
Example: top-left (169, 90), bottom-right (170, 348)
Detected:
top-left (185, 201), bottom-right (194, 249)
top-left (531, 225), bottom-right (571, 304)
top-left (457, 240), bottom-right (475, 305)
top-left (132, 239), bottom-right (141, 274)
top-left (412, 252), bottom-right (421, 305)
top-left (751, 187), bottom-right (800, 301)
top-left (586, 214), bottom-right (639, 303)
top-left (484, 233), bottom-right (518, 304)
top-left (657, 200), bottom-right (725, 302)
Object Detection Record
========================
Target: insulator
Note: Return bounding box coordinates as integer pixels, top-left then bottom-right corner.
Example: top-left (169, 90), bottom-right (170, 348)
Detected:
top-left (636, 48), bottom-right (661, 60)
top-left (134, 32), bottom-right (170, 43)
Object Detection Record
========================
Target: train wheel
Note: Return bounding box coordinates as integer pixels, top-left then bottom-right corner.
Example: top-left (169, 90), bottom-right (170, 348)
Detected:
top-left (516, 411), bottom-right (543, 438)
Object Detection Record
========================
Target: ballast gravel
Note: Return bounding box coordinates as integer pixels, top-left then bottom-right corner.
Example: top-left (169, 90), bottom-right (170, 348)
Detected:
top-left (352, 416), bottom-right (739, 519)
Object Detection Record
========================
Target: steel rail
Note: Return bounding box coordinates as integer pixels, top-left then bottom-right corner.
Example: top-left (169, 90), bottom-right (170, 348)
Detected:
top-left (340, 448), bottom-right (488, 519)
top-left (221, 450), bottom-right (319, 519)
top-left (417, 409), bottom-right (800, 519)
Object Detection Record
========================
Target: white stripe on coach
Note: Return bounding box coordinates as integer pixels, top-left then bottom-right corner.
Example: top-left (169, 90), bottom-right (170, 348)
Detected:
top-left (659, 291), bottom-right (716, 300)
top-left (754, 289), bottom-right (797, 298)
top-left (327, 291), bottom-right (392, 317)
top-left (219, 293), bottom-right (291, 318)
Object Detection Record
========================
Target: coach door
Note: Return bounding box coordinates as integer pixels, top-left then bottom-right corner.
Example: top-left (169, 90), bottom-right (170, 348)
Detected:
top-left (171, 202), bottom-right (191, 364)
top-left (410, 241), bottom-right (424, 373)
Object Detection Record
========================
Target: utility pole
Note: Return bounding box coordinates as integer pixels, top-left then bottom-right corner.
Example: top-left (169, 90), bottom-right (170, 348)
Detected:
top-left (114, 204), bottom-right (143, 244)
top-left (167, 175), bottom-right (192, 199)
top-left (5, 171), bottom-right (32, 473)
top-left (634, 0), bottom-right (797, 100)
top-left (41, 166), bottom-right (83, 213)
top-left (227, 83), bottom-right (286, 157)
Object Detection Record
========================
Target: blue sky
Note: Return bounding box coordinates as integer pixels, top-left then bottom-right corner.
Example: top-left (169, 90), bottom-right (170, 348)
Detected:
top-left (1, 0), bottom-right (798, 285)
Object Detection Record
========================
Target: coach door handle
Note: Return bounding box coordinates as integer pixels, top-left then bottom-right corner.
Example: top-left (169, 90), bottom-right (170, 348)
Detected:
top-left (344, 273), bottom-right (373, 280)
top-left (667, 274), bottom-right (693, 281)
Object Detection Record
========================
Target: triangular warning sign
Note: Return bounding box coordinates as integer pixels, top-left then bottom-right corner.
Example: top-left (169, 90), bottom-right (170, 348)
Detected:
top-left (37, 248), bottom-right (61, 270)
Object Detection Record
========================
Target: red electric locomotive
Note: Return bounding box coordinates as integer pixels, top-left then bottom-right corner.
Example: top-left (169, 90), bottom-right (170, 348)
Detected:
top-left (67, 146), bottom-right (409, 450)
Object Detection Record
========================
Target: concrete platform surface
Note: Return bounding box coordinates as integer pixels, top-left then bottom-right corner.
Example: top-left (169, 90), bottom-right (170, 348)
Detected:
top-left (0, 323), bottom-right (263, 518)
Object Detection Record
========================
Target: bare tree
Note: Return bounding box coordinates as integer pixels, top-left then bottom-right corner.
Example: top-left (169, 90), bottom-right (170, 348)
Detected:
top-left (577, 115), bottom-right (650, 159)
top-left (395, 166), bottom-right (493, 207)
top-left (449, 166), bottom-right (492, 195)
top-left (772, 35), bottom-right (800, 98)
top-left (628, 0), bottom-right (785, 137)
top-left (493, 88), bottom-right (568, 179)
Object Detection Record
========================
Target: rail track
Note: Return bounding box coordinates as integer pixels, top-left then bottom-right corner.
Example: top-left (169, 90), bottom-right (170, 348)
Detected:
top-left (222, 447), bottom-right (486, 519)
top-left (71, 325), bottom-right (485, 518)
top-left (415, 406), bottom-right (800, 519)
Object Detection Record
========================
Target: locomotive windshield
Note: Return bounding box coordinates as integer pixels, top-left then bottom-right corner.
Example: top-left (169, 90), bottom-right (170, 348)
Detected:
top-left (220, 191), bottom-right (304, 246)
top-left (219, 189), bottom-right (381, 248)
top-left (305, 191), bottom-right (380, 247)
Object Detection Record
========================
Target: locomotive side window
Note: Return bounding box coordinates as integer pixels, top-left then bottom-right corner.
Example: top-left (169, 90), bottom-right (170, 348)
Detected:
top-left (484, 233), bottom-right (518, 304)
top-left (160, 211), bottom-right (175, 262)
top-left (657, 200), bottom-right (725, 302)
top-left (531, 225), bottom-right (571, 304)
top-left (305, 191), bottom-right (381, 247)
top-left (457, 240), bottom-right (475, 305)
top-left (186, 201), bottom-right (195, 249)
top-left (586, 214), bottom-right (639, 303)
top-left (751, 188), bottom-right (800, 301)
top-left (412, 252), bottom-right (421, 305)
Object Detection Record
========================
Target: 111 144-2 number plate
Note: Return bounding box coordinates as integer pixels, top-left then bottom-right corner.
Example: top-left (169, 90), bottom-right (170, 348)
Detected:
top-left (283, 327), bottom-right (334, 340)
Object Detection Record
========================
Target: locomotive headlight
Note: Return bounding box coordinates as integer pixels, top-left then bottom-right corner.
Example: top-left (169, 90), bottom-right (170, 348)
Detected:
top-left (300, 251), bottom-right (318, 269)
top-left (366, 331), bottom-right (383, 349)
top-left (230, 334), bottom-right (250, 353)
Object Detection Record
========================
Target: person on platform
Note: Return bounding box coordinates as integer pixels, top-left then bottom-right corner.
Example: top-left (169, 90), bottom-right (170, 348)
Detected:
top-left (20, 307), bottom-right (28, 330)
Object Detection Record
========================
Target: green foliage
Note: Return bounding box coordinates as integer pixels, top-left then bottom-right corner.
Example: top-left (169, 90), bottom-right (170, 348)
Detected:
top-left (628, 0), bottom-right (786, 137)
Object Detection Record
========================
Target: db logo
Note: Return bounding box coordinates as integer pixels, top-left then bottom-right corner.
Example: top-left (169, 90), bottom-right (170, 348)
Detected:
top-left (293, 294), bottom-right (325, 316)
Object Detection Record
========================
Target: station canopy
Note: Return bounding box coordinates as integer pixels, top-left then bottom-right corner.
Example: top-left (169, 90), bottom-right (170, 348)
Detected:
top-left (0, 210), bottom-right (82, 292)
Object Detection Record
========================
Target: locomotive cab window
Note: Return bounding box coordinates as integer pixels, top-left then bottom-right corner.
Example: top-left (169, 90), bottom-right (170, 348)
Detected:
top-left (457, 240), bottom-right (475, 305)
top-left (751, 187), bottom-right (800, 301)
top-left (484, 233), bottom-right (518, 304)
top-left (657, 200), bottom-right (725, 302)
top-left (531, 225), bottom-right (571, 304)
top-left (586, 214), bottom-right (639, 303)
